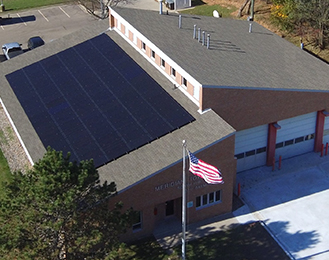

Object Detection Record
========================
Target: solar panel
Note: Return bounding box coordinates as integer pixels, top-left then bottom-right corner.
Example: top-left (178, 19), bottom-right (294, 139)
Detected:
top-left (6, 34), bottom-right (195, 167)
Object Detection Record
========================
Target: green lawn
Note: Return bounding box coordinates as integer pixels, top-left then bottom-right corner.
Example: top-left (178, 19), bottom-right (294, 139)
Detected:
top-left (179, 4), bottom-right (237, 18)
top-left (2, 0), bottom-right (70, 11)
top-left (123, 222), bottom-right (289, 260)
top-left (0, 148), bottom-right (12, 197)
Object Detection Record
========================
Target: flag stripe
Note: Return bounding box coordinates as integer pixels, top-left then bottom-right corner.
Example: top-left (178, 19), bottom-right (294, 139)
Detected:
top-left (188, 151), bottom-right (223, 184)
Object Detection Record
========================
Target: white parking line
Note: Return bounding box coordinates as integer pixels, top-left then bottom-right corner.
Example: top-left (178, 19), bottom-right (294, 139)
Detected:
top-left (16, 13), bottom-right (27, 26)
top-left (1, 26), bottom-right (4, 30)
top-left (59, 6), bottom-right (70, 18)
top-left (78, 4), bottom-right (88, 14)
top-left (38, 10), bottom-right (49, 22)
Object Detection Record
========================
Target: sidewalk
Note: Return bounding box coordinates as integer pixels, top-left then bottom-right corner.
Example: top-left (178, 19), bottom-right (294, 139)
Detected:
top-left (155, 152), bottom-right (329, 260)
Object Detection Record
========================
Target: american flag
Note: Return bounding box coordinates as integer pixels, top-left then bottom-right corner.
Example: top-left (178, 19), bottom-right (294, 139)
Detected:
top-left (188, 151), bottom-right (224, 184)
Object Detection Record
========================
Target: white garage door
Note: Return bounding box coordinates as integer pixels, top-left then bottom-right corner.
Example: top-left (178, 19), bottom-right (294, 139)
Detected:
top-left (235, 124), bottom-right (268, 172)
top-left (275, 112), bottom-right (316, 160)
top-left (323, 116), bottom-right (329, 145)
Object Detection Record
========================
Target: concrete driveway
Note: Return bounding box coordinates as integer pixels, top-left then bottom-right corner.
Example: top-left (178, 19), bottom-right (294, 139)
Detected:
top-left (236, 152), bottom-right (329, 260)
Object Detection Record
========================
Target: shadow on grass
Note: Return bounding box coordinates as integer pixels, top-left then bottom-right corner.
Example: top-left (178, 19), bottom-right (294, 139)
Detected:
top-left (127, 220), bottom-right (319, 260)
top-left (171, 221), bottom-right (319, 260)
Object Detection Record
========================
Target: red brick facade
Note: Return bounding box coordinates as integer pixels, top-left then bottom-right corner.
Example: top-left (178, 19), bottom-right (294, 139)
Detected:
top-left (202, 88), bottom-right (329, 131)
top-left (109, 135), bottom-right (236, 241)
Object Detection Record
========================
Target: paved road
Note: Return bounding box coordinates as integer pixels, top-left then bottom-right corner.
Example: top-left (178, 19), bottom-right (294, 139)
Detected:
top-left (237, 152), bottom-right (329, 260)
top-left (0, 4), bottom-right (98, 61)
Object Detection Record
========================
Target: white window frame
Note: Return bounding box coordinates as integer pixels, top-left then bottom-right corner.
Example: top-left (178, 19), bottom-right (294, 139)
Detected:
top-left (196, 190), bottom-right (221, 209)
top-left (182, 77), bottom-right (187, 88)
top-left (171, 67), bottom-right (176, 78)
top-left (161, 58), bottom-right (166, 69)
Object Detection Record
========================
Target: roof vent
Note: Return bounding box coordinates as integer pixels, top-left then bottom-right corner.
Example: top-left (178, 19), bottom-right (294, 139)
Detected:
top-left (159, 0), bottom-right (163, 14)
top-left (207, 34), bottom-right (210, 49)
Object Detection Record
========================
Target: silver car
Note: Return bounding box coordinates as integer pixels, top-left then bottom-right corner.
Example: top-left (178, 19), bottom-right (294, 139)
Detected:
top-left (2, 42), bottom-right (24, 60)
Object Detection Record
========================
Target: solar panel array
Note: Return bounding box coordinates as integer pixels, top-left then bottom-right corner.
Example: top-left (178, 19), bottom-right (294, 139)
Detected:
top-left (6, 34), bottom-right (195, 167)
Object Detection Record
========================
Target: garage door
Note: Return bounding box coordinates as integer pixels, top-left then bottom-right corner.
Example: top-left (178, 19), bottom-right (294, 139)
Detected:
top-left (235, 124), bottom-right (268, 172)
top-left (275, 112), bottom-right (316, 160)
top-left (323, 116), bottom-right (329, 145)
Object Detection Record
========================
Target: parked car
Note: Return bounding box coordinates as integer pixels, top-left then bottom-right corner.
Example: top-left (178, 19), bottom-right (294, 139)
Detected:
top-left (27, 36), bottom-right (44, 50)
top-left (2, 42), bottom-right (24, 60)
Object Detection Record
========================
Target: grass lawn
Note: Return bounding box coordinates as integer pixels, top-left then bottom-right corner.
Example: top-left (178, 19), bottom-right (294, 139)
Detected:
top-left (2, 0), bottom-right (70, 11)
top-left (124, 222), bottom-right (289, 260)
top-left (0, 148), bottom-right (12, 197)
top-left (179, 3), bottom-right (237, 18)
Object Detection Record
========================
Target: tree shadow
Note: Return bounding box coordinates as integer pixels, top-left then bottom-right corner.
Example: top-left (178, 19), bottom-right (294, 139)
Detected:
top-left (0, 15), bottom-right (36, 26)
top-left (176, 220), bottom-right (319, 260)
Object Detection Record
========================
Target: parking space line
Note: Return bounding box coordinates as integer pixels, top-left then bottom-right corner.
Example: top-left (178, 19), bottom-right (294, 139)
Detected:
top-left (1, 26), bottom-right (4, 30)
top-left (38, 10), bottom-right (49, 22)
top-left (59, 6), bottom-right (70, 18)
top-left (16, 13), bottom-right (27, 26)
top-left (78, 4), bottom-right (88, 13)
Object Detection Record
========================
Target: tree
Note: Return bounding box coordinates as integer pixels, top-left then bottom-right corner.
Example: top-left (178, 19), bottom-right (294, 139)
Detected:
top-left (271, 0), bottom-right (329, 49)
top-left (294, 0), bottom-right (329, 49)
top-left (78, 0), bottom-right (127, 19)
top-left (0, 147), bottom-right (135, 260)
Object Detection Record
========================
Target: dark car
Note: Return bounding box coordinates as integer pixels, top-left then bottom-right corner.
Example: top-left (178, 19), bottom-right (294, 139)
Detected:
top-left (27, 36), bottom-right (45, 50)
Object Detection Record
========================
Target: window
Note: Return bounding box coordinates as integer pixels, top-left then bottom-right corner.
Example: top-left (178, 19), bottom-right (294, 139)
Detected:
top-left (284, 139), bottom-right (294, 146)
top-left (151, 50), bottom-right (155, 59)
top-left (295, 136), bottom-right (304, 143)
top-left (196, 190), bottom-right (221, 208)
top-left (171, 68), bottom-right (176, 77)
top-left (256, 147), bottom-right (266, 154)
top-left (245, 150), bottom-right (256, 157)
top-left (161, 58), bottom-right (165, 68)
top-left (276, 142), bottom-right (284, 148)
top-left (235, 153), bottom-right (244, 159)
top-left (132, 211), bottom-right (142, 231)
top-left (182, 77), bottom-right (187, 87)
top-left (141, 42), bottom-right (146, 51)
top-left (305, 134), bottom-right (314, 140)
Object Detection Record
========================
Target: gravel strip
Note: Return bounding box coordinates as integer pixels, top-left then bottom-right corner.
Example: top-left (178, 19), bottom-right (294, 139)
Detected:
top-left (0, 105), bottom-right (32, 173)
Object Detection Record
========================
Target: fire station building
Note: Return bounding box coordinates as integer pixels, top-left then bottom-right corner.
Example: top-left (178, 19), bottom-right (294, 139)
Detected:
top-left (1, 6), bottom-right (329, 242)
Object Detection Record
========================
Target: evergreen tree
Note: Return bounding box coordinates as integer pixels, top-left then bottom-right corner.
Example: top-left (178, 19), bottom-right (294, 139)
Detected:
top-left (0, 147), bottom-right (134, 260)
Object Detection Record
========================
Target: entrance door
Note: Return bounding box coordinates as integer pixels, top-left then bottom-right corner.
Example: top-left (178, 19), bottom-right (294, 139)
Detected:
top-left (165, 200), bottom-right (174, 216)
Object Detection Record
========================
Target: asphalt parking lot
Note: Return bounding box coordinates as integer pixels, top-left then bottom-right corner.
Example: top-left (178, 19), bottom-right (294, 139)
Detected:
top-left (0, 4), bottom-right (98, 62)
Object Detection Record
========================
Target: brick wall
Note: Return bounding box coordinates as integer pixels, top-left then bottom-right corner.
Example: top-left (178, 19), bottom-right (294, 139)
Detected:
top-left (109, 135), bottom-right (236, 241)
top-left (202, 88), bottom-right (329, 131)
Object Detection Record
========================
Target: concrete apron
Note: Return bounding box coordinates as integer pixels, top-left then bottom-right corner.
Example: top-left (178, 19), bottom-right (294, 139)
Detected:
top-left (237, 152), bottom-right (329, 260)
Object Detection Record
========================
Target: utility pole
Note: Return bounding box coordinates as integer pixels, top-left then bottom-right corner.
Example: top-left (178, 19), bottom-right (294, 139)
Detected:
top-left (250, 0), bottom-right (255, 21)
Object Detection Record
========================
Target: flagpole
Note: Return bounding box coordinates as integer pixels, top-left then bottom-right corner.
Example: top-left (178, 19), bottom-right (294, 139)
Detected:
top-left (182, 140), bottom-right (186, 260)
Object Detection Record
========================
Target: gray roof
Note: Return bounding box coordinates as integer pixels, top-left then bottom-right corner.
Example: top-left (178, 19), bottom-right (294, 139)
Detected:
top-left (0, 19), bottom-right (234, 192)
top-left (112, 7), bottom-right (329, 91)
